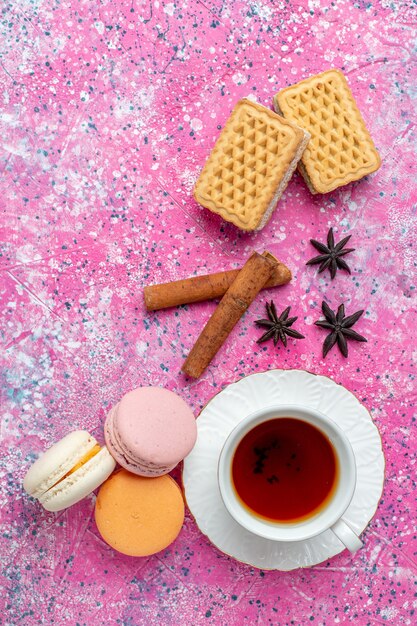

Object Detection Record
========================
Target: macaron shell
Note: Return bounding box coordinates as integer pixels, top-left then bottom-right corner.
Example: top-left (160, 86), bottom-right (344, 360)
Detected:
top-left (39, 446), bottom-right (116, 512)
top-left (23, 430), bottom-right (98, 498)
top-left (95, 469), bottom-right (185, 556)
top-left (104, 405), bottom-right (174, 476)
top-left (110, 387), bottom-right (197, 469)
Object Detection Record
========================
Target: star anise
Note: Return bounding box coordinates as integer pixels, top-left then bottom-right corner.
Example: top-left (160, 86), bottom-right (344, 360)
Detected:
top-left (315, 301), bottom-right (367, 358)
top-left (306, 227), bottom-right (355, 279)
top-left (255, 301), bottom-right (305, 347)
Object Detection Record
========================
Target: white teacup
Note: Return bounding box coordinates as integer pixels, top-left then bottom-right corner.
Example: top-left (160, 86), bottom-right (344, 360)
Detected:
top-left (217, 404), bottom-right (363, 553)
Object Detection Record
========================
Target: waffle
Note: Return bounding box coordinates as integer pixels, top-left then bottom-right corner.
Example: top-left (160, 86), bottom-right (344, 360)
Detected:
top-left (193, 99), bottom-right (309, 231)
top-left (274, 69), bottom-right (381, 194)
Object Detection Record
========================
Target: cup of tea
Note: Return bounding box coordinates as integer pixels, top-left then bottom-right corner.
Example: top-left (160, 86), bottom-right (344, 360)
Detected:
top-left (217, 404), bottom-right (363, 552)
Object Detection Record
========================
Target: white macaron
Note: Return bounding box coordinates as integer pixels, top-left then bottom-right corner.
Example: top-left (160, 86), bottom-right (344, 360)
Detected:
top-left (23, 430), bottom-right (116, 512)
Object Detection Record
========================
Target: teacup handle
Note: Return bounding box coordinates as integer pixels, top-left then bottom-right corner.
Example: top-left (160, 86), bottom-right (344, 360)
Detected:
top-left (331, 518), bottom-right (363, 553)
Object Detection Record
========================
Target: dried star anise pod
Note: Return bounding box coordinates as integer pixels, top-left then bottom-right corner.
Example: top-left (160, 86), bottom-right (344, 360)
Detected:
top-left (255, 301), bottom-right (305, 347)
top-left (315, 301), bottom-right (367, 358)
top-left (306, 227), bottom-right (355, 279)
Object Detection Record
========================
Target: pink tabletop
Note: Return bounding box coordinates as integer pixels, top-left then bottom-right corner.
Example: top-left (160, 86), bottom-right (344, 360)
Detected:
top-left (1, 1), bottom-right (416, 624)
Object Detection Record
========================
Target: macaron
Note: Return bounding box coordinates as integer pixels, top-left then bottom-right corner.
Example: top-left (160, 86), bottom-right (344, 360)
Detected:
top-left (23, 430), bottom-right (116, 512)
top-left (104, 387), bottom-right (197, 476)
top-left (95, 469), bottom-right (185, 556)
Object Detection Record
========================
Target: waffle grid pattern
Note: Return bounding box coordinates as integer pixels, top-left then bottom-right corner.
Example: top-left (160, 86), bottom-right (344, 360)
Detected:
top-left (276, 70), bottom-right (381, 193)
top-left (194, 100), bottom-right (305, 230)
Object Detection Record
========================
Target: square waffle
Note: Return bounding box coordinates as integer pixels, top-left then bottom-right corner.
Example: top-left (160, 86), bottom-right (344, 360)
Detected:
top-left (193, 99), bottom-right (309, 231)
top-left (274, 69), bottom-right (381, 194)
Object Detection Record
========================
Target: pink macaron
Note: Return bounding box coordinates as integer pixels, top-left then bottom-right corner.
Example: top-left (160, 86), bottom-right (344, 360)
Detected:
top-left (104, 387), bottom-right (197, 476)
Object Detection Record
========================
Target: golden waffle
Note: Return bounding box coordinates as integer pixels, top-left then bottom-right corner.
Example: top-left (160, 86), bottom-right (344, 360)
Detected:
top-left (193, 99), bottom-right (309, 231)
top-left (274, 69), bottom-right (381, 194)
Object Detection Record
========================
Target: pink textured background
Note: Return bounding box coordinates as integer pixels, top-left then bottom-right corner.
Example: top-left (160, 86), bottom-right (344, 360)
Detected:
top-left (1, 1), bottom-right (416, 624)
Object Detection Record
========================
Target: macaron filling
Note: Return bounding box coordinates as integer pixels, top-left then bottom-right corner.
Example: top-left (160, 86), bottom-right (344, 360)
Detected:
top-left (50, 444), bottom-right (102, 489)
top-left (38, 446), bottom-right (116, 510)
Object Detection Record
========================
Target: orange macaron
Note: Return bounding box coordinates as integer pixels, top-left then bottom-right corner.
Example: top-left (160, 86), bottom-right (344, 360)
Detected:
top-left (94, 469), bottom-right (185, 557)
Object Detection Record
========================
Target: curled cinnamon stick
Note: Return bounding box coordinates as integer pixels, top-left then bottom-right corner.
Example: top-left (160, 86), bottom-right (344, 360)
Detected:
top-left (182, 251), bottom-right (278, 379)
top-left (144, 259), bottom-right (291, 310)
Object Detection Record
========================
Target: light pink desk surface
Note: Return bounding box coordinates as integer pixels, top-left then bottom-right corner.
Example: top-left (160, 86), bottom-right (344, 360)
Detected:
top-left (1, 1), bottom-right (416, 624)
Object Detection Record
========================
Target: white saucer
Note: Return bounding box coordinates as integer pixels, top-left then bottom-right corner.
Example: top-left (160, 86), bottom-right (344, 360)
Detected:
top-left (183, 369), bottom-right (385, 571)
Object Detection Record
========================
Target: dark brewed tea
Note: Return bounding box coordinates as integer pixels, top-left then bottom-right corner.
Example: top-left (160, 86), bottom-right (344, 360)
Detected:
top-left (231, 418), bottom-right (338, 523)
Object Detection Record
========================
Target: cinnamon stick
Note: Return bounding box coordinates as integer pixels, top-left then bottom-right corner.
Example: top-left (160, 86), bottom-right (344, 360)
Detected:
top-left (144, 258), bottom-right (291, 310)
top-left (181, 251), bottom-right (278, 379)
